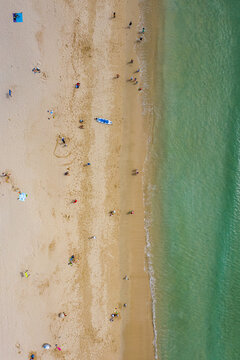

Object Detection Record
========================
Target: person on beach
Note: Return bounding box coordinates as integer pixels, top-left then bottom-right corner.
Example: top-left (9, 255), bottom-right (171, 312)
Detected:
top-left (64, 171), bottom-right (69, 176)
top-left (1, 171), bottom-right (10, 177)
top-left (128, 210), bottom-right (134, 215)
top-left (30, 355), bottom-right (35, 359)
top-left (32, 67), bottom-right (41, 73)
top-left (24, 270), bottom-right (30, 278)
top-left (72, 199), bottom-right (77, 203)
top-left (135, 69), bottom-right (140, 73)
top-left (123, 303), bottom-right (127, 307)
top-left (75, 82), bottom-right (80, 88)
top-left (89, 235), bottom-right (96, 239)
top-left (79, 125), bottom-right (84, 129)
top-left (141, 27), bottom-right (145, 33)
top-left (113, 12), bottom-right (116, 18)
top-left (115, 74), bottom-right (120, 78)
top-left (84, 162), bottom-right (91, 166)
top-left (138, 87), bottom-right (142, 91)
top-left (68, 255), bottom-right (75, 266)
top-left (123, 275), bottom-right (129, 280)
top-left (79, 119), bottom-right (84, 123)
top-left (128, 21), bottom-right (132, 28)
top-left (132, 169), bottom-right (139, 175)
top-left (130, 59), bottom-right (134, 64)
top-left (61, 137), bottom-right (65, 144)
top-left (55, 345), bottom-right (62, 351)
top-left (8, 89), bottom-right (12, 97)
top-left (111, 312), bottom-right (119, 318)
top-left (110, 210), bottom-right (116, 216)
top-left (135, 81), bottom-right (138, 85)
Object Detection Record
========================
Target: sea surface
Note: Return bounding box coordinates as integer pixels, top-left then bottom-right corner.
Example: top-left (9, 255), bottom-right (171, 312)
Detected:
top-left (148, 0), bottom-right (240, 359)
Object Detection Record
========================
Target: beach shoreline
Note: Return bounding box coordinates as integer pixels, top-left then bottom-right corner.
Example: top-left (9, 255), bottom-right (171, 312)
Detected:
top-left (0, 0), bottom-right (155, 358)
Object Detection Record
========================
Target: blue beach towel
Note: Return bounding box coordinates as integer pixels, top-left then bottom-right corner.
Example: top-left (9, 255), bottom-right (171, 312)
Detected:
top-left (13, 13), bottom-right (23, 23)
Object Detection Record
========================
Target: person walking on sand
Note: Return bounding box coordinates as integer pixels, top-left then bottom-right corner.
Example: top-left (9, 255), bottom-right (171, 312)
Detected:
top-left (84, 162), bottom-right (91, 167)
top-left (141, 27), bottom-right (145, 33)
top-left (89, 235), bottom-right (96, 239)
top-left (128, 21), bottom-right (132, 28)
top-left (8, 89), bottom-right (12, 97)
top-left (64, 171), bottom-right (69, 176)
top-left (130, 59), bottom-right (134, 64)
top-left (115, 74), bottom-right (120, 78)
top-left (113, 12), bottom-right (116, 18)
top-left (61, 137), bottom-right (65, 144)
top-left (135, 68), bottom-right (140, 73)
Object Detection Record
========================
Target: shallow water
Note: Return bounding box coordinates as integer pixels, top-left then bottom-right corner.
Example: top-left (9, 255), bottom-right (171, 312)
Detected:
top-left (150, 1), bottom-right (240, 359)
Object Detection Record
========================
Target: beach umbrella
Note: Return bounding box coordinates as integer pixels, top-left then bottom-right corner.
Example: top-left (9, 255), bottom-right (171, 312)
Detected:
top-left (42, 343), bottom-right (51, 349)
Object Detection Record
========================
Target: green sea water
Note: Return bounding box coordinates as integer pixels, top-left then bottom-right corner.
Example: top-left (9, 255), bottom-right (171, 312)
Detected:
top-left (150, 0), bottom-right (240, 359)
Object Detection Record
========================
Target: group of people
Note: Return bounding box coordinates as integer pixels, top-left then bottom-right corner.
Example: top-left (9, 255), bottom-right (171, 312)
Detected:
top-left (23, 12), bottom-right (144, 357)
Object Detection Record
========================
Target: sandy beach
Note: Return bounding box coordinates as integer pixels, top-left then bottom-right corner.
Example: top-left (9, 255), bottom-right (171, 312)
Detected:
top-left (0, 0), bottom-right (154, 359)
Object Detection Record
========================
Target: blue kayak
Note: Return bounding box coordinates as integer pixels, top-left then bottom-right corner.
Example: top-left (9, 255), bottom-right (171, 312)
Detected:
top-left (96, 118), bottom-right (112, 125)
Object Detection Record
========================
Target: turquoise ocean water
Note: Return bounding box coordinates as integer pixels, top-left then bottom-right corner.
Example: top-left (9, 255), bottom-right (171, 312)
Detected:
top-left (150, 0), bottom-right (240, 359)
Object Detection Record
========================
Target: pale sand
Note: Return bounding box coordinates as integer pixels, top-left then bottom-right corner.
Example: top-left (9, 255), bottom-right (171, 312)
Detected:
top-left (0, 0), bottom-right (154, 359)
